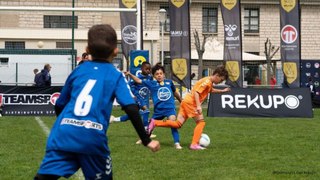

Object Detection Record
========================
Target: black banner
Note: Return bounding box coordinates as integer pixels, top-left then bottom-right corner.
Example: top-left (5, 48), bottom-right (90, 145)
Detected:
top-left (208, 88), bottom-right (313, 117)
top-left (169, 0), bottom-right (191, 89)
top-left (0, 86), bottom-right (62, 116)
top-left (220, 0), bottom-right (243, 87)
top-left (280, 0), bottom-right (301, 88)
top-left (300, 60), bottom-right (320, 107)
top-left (119, 0), bottom-right (137, 60)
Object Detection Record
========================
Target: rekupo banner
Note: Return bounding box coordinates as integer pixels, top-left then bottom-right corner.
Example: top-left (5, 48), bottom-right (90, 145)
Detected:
top-left (280, 0), bottom-right (301, 88)
top-left (220, 0), bottom-right (243, 87)
top-left (119, 0), bottom-right (137, 60)
top-left (169, 0), bottom-right (191, 89)
top-left (208, 88), bottom-right (313, 118)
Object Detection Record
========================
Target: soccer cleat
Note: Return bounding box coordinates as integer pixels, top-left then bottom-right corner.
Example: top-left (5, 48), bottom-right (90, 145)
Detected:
top-left (175, 143), bottom-right (183, 150)
top-left (150, 134), bottom-right (157, 138)
top-left (189, 144), bottom-right (206, 150)
top-left (148, 119), bottom-right (155, 135)
top-left (109, 115), bottom-right (115, 123)
top-left (135, 139), bottom-right (142, 145)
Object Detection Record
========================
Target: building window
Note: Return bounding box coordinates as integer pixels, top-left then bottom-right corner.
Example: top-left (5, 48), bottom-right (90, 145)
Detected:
top-left (44, 15), bottom-right (78, 28)
top-left (0, 58), bottom-right (9, 66)
top-left (5, 41), bottom-right (25, 49)
top-left (202, 7), bottom-right (218, 33)
top-left (56, 42), bottom-right (72, 49)
top-left (244, 8), bottom-right (259, 33)
top-left (160, 6), bottom-right (170, 32)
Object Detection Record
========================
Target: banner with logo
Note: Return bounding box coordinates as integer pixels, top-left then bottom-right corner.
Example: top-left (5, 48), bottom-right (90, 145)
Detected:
top-left (129, 50), bottom-right (149, 76)
top-left (300, 60), bottom-right (320, 107)
top-left (280, 0), bottom-right (301, 88)
top-left (220, 0), bottom-right (243, 87)
top-left (0, 86), bottom-right (62, 116)
top-left (208, 88), bottom-right (312, 117)
top-left (119, 0), bottom-right (137, 60)
top-left (169, 0), bottom-right (191, 89)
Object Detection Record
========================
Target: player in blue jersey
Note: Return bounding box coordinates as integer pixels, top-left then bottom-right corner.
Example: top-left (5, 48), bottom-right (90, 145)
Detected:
top-left (126, 64), bottom-right (183, 149)
top-left (111, 62), bottom-right (152, 128)
top-left (110, 61), bottom-right (156, 143)
top-left (34, 24), bottom-right (160, 180)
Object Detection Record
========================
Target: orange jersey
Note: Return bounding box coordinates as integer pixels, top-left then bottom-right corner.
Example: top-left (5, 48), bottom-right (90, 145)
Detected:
top-left (183, 77), bottom-right (213, 106)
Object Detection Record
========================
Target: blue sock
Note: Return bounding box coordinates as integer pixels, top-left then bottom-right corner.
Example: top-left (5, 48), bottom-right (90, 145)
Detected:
top-left (140, 109), bottom-right (150, 127)
top-left (171, 128), bottom-right (180, 144)
top-left (120, 114), bottom-right (129, 122)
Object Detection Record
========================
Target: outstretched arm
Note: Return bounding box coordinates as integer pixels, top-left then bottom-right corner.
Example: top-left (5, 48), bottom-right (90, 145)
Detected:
top-left (125, 72), bottom-right (142, 84)
top-left (212, 87), bottom-right (231, 93)
top-left (123, 104), bottom-right (160, 152)
top-left (174, 91), bottom-right (182, 103)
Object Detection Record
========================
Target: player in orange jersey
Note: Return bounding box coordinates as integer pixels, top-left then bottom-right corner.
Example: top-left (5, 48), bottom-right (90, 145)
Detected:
top-left (148, 65), bottom-right (230, 150)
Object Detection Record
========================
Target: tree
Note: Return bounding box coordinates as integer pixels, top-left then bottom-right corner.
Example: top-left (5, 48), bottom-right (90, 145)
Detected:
top-left (193, 29), bottom-right (211, 79)
top-left (264, 38), bottom-right (279, 85)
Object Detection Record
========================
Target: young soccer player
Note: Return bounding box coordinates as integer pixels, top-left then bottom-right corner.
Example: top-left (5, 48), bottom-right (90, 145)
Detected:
top-left (34, 24), bottom-right (160, 180)
top-left (148, 65), bottom-right (230, 150)
top-left (126, 64), bottom-right (183, 149)
top-left (111, 62), bottom-right (152, 128)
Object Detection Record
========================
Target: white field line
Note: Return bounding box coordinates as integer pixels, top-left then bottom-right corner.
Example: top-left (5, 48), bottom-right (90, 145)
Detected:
top-left (34, 116), bottom-right (84, 179)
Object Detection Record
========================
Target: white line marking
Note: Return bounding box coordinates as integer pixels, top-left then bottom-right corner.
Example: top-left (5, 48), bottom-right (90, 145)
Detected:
top-left (35, 116), bottom-right (84, 179)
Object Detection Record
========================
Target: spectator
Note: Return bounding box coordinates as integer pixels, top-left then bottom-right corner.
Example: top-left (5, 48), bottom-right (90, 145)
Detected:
top-left (33, 68), bottom-right (41, 86)
top-left (254, 75), bottom-right (261, 85)
top-left (36, 64), bottom-right (52, 87)
top-left (270, 74), bottom-right (277, 89)
top-left (78, 52), bottom-right (91, 65)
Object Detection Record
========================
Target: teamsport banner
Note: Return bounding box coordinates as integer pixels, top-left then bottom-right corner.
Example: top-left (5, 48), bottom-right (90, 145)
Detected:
top-left (0, 86), bottom-right (62, 116)
top-left (130, 50), bottom-right (149, 76)
top-left (280, 0), bottom-right (301, 88)
top-left (119, 0), bottom-right (137, 60)
top-left (169, 0), bottom-right (191, 89)
top-left (208, 88), bottom-right (312, 117)
top-left (220, 0), bottom-right (243, 87)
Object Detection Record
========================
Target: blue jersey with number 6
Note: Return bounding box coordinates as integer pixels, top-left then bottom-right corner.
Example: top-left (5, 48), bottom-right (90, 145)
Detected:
top-left (46, 61), bottom-right (135, 156)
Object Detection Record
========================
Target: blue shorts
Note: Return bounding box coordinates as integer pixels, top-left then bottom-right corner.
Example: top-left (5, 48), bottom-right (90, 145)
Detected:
top-left (136, 96), bottom-right (149, 108)
top-left (152, 108), bottom-right (176, 119)
top-left (37, 150), bottom-right (112, 179)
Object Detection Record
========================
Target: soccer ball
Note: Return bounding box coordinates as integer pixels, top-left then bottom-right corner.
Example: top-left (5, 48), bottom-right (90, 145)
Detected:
top-left (199, 133), bottom-right (210, 147)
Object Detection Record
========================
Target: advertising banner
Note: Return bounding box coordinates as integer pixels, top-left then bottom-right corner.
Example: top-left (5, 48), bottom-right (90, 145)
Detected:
top-left (129, 50), bottom-right (149, 76)
top-left (280, 0), bottom-right (301, 88)
top-left (220, 0), bottom-right (243, 87)
top-left (300, 60), bottom-right (320, 106)
top-left (169, 0), bottom-right (191, 89)
top-left (208, 88), bottom-right (312, 117)
top-left (119, 0), bottom-right (137, 60)
top-left (0, 86), bottom-right (62, 116)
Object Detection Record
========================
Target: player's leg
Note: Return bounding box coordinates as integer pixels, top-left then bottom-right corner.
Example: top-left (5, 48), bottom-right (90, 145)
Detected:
top-left (79, 154), bottom-right (113, 180)
top-left (167, 114), bottom-right (182, 150)
top-left (35, 150), bottom-right (80, 179)
top-left (190, 114), bottom-right (206, 150)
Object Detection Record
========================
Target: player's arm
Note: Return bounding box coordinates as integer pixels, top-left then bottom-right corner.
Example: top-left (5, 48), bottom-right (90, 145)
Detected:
top-left (194, 91), bottom-right (202, 114)
top-left (123, 104), bottom-right (160, 152)
top-left (211, 87), bottom-right (231, 93)
top-left (174, 91), bottom-right (182, 103)
top-left (125, 72), bottom-right (142, 84)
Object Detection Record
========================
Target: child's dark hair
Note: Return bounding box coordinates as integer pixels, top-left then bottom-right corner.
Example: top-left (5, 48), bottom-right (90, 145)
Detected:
top-left (87, 24), bottom-right (117, 60)
top-left (213, 65), bottom-right (229, 80)
top-left (141, 61), bottom-right (150, 67)
top-left (151, 64), bottom-right (165, 75)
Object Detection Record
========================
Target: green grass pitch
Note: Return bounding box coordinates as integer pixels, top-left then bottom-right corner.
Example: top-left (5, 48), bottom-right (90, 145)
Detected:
top-left (0, 107), bottom-right (319, 179)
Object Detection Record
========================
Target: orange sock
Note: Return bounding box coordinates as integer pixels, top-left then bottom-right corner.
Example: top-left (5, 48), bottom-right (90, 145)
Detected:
top-left (191, 120), bottom-right (206, 145)
top-left (154, 120), bottom-right (182, 129)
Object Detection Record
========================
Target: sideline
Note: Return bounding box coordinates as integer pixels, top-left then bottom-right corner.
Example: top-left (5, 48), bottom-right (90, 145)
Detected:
top-left (34, 116), bottom-right (84, 179)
